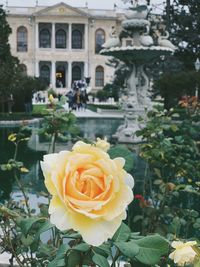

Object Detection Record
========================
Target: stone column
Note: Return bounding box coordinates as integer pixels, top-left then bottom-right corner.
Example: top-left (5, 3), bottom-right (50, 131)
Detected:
top-left (68, 62), bottom-right (72, 89)
top-left (84, 62), bottom-right (89, 78)
top-left (35, 22), bottom-right (39, 49)
top-left (68, 23), bottom-right (72, 50)
top-left (52, 23), bottom-right (55, 49)
top-left (35, 60), bottom-right (39, 77)
top-left (52, 61), bottom-right (56, 88)
top-left (84, 23), bottom-right (88, 51)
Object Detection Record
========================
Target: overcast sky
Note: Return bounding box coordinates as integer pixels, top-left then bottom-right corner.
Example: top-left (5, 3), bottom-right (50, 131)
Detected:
top-left (0, 0), bottom-right (165, 13)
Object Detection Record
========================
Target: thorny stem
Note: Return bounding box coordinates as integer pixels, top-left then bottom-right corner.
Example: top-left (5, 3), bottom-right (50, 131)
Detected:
top-left (13, 142), bottom-right (18, 161)
top-left (13, 139), bottom-right (31, 217)
top-left (2, 222), bottom-right (24, 267)
top-left (141, 162), bottom-right (148, 234)
top-left (14, 172), bottom-right (31, 217)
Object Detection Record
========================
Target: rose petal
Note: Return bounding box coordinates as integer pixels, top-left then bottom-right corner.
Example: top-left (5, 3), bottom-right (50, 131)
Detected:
top-left (69, 210), bottom-right (126, 246)
top-left (49, 197), bottom-right (72, 231)
top-left (125, 173), bottom-right (135, 189)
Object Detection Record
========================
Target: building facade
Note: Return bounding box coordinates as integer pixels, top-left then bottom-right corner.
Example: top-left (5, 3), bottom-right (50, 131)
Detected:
top-left (6, 2), bottom-right (123, 92)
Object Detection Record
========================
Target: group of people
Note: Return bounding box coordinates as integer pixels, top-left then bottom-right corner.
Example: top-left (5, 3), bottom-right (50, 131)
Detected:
top-left (66, 88), bottom-right (88, 111)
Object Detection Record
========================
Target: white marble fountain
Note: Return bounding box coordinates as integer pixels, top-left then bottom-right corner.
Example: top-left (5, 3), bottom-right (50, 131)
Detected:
top-left (100, 3), bottom-right (175, 143)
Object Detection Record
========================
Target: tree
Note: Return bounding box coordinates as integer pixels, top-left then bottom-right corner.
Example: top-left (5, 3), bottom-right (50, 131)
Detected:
top-left (0, 6), bottom-right (47, 113)
top-left (166, 0), bottom-right (200, 70)
top-left (153, 70), bottom-right (200, 109)
top-left (0, 5), bottom-right (20, 112)
top-left (13, 76), bottom-right (47, 112)
top-left (104, 58), bottom-right (130, 102)
top-left (151, 0), bottom-right (200, 108)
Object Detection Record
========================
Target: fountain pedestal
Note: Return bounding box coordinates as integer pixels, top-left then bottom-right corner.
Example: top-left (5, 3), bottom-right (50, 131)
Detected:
top-left (101, 4), bottom-right (175, 143)
top-left (113, 110), bottom-right (144, 143)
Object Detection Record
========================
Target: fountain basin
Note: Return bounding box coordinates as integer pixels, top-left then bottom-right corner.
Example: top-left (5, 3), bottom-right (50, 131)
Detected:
top-left (122, 19), bottom-right (150, 29)
top-left (101, 46), bottom-right (173, 63)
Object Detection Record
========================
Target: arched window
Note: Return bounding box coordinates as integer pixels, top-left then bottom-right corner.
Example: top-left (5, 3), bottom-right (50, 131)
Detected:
top-left (95, 29), bottom-right (105, 54)
top-left (40, 29), bottom-right (51, 48)
top-left (19, 64), bottom-right (27, 75)
top-left (17, 26), bottom-right (28, 52)
top-left (56, 29), bottom-right (66, 49)
top-left (72, 30), bottom-right (82, 49)
top-left (40, 65), bottom-right (50, 85)
top-left (95, 66), bottom-right (104, 87)
top-left (72, 66), bottom-right (81, 82)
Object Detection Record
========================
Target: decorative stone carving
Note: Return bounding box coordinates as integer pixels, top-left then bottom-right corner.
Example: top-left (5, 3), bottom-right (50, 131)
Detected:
top-left (100, 3), bottom-right (175, 143)
top-left (139, 26), bottom-right (154, 46)
top-left (102, 26), bottom-right (121, 49)
top-left (156, 30), bottom-right (176, 51)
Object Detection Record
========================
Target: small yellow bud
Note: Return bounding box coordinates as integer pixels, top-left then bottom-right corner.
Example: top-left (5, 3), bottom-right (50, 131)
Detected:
top-left (8, 133), bottom-right (17, 142)
top-left (20, 167), bottom-right (29, 173)
top-left (95, 137), bottom-right (110, 152)
top-left (49, 94), bottom-right (55, 103)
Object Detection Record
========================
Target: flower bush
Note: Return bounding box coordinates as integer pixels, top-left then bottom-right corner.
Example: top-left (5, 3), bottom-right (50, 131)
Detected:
top-left (0, 102), bottom-right (200, 266)
top-left (134, 104), bottom-right (200, 239)
top-left (0, 131), bottom-right (171, 267)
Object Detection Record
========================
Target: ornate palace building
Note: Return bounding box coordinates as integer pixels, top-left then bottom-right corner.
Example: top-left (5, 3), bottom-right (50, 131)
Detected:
top-left (6, 2), bottom-right (123, 92)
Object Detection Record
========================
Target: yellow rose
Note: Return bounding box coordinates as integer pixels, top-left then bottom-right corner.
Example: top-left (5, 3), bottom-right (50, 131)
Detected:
top-left (95, 137), bottom-right (110, 152)
top-left (41, 141), bottom-right (134, 246)
top-left (169, 240), bottom-right (197, 266)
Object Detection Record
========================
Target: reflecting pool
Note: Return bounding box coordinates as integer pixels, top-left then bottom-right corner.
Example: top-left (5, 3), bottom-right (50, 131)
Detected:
top-left (0, 118), bottom-right (124, 201)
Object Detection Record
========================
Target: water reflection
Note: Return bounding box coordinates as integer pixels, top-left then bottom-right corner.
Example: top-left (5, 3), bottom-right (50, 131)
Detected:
top-left (0, 118), bottom-right (123, 201)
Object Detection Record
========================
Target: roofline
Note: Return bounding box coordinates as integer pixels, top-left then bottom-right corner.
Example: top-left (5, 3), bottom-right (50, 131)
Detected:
top-left (5, 4), bottom-right (117, 12)
top-left (32, 2), bottom-right (90, 17)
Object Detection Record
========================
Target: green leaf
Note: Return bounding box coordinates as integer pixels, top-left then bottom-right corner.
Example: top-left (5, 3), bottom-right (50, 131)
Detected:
top-left (0, 164), bottom-right (9, 171)
top-left (55, 244), bottom-right (70, 260)
top-left (20, 217), bottom-right (45, 235)
top-left (191, 210), bottom-right (199, 218)
top-left (193, 223), bottom-right (200, 229)
top-left (82, 251), bottom-right (94, 266)
top-left (134, 235), bottom-right (169, 265)
top-left (48, 258), bottom-right (65, 267)
top-left (66, 250), bottom-right (81, 267)
top-left (93, 243), bottom-right (111, 257)
top-left (35, 220), bottom-right (54, 239)
top-left (48, 244), bottom-right (70, 267)
top-left (63, 232), bottom-right (81, 239)
top-left (154, 179), bottom-right (164, 185)
top-left (108, 145), bottom-right (134, 172)
top-left (112, 222), bottom-right (131, 242)
top-left (133, 215), bottom-right (144, 223)
top-left (169, 217), bottom-right (181, 235)
top-left (171, 124), bottom-right (179, 132)
top-left (73, 243), bottom-right (90, 252)
top-left (36, 244), bottom-right (54, 258)
top-left (115, 241), bottom-right (140, 259)
top-left (92, 253), bottom-right (110, 267)
top-left (154, 168), bottom-right (161, 178)
top-left (21, 235), bottom-right (34, 246)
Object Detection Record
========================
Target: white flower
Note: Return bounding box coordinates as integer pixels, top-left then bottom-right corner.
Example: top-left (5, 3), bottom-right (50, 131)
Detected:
top-left (169, 240), bottom-right (197, 266)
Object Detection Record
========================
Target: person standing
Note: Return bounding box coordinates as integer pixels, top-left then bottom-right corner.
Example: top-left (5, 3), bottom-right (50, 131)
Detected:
top-left (81, 90), bottom-right (88, 111)
top-left (75, 89), bottom-right (82, 111)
